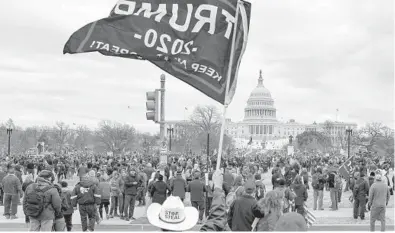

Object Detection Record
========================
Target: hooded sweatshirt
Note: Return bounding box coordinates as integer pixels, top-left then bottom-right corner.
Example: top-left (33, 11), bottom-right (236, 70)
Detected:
top-left (71, 178), bottom-right (101, 206)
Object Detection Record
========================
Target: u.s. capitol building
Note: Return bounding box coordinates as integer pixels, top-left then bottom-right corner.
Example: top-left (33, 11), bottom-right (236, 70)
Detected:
top-left (225, 71), bottom-right (357, 149)
top-left (166, 70), bottom-right (357, 150)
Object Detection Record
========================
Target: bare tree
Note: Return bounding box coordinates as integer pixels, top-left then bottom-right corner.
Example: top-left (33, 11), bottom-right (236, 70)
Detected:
top-left (95, 120), bottom-right (136, 154)
top-left (190, 105), bottom-right (221, 133)
top-left (74, 125), bottom-right (91, 150)
top-left (51, 122), bottom-right (73, 153)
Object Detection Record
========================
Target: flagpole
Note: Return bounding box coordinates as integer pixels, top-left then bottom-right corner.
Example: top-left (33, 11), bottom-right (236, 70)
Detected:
top-left (216, 0), bottom-right (241, 171)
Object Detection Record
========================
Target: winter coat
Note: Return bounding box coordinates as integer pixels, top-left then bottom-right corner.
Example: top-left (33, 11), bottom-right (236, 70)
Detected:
top-left (71, 178), bottom-right (101, 206)
top-left (200, 187), bottom-right (227, 231)
top-left (256, 211), bottom-right (281, 231)
top-left (124, 175), bottom-right (140, 196)
top-left (119, 176), bottom-right (126, 194)
top-left (98, 180), bottom-right (111, 200)
top-left (317, 173), bottom-right (326, 190)
top-left (110, 177), bottom-right (121, 197)
top-left (170, 175), bottom-right (187, 199)
top-left (1, 174), bottom-right (22, 195)
top-left (143, 167), bottom-right (155, 183)
top-left (0, 171), bottom-right (6, 188)
top-left (188, 179), bottom-right (207, 202)
top-left (290, 184), bottom-right (308, 206)
top-left (150, 181), bottom-right (170, 204)
top-left (61, 188), bottom-right (74, 215)
top-left (368, 180), bottom-right (390, 208)
top-left (23, 177), bottom-right (62, 221)
top-left (352, 177), bottom-right (369, 200)
top-left (227, 194), bottom-right (265, 231)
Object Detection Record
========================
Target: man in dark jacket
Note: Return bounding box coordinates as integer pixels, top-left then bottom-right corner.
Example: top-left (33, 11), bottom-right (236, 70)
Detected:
top-left (150, 174), bottom-right (170, 205)
top-left (71, 175), bottom-right (101, 232)
top-left (170, 170), bottom-right (187, 201)
top-left (1, 164), bottom-right (23, 219)
top-left (188, 171), bottom-right (207, 224)
top-left (123, 169), bottom-right (140, 221)
top-left (228, 179), bottom-right (264, 231)
top-left (351, 172), bottom-right (369, 220)
top-left (24, 170), bottom-right (62, 231)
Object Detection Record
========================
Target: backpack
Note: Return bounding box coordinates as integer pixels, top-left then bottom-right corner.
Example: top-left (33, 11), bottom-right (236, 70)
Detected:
top-left (226, 186), bottom-right (242, 208)
top-left (24, 184), bottom-right (53, 217)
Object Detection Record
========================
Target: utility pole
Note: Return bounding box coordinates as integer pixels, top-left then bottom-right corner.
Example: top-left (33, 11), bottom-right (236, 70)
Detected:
top-left (167, 128), bottom-right (174, 151)
top-left (6, 128), bottom-right (12, 156)
top-left (160, 75), bottom-right (166, 143)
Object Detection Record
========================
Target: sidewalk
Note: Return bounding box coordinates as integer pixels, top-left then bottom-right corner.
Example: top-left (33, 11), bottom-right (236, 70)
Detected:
top-left (1, 205), bottom-right (393, 226)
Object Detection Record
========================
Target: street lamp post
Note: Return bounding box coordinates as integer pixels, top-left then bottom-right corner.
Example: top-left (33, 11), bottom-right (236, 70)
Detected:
top-left (167, 128), bottom-right (174, 151)
top-left (206, 133), bottom-right (210, 172)
top-left (6, 128), bottom-right (12, 156)
top-left (346, 127), bottom-right (353, 159)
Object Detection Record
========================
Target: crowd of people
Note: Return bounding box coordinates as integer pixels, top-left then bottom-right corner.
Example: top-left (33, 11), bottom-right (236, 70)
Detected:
top-left (0, 148), bottom-right (393, 231)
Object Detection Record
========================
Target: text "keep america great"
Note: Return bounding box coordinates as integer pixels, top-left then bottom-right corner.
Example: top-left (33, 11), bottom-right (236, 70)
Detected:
top-left (114, 0), bottom-right (238, 40)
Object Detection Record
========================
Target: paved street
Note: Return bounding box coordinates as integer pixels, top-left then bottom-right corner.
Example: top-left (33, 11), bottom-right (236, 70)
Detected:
top-left (0, 221), bottom-right (393, 231)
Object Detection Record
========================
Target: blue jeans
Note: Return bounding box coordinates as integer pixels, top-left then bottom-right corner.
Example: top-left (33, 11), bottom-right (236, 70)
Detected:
top-left (313, 189), bottom-right (323, 210)
top-left (29, 218), bottom-right (53, 231)
top-left (370, 206), bottom-right (386, 231)
top-left (123, 194), bottom-right (136, 219)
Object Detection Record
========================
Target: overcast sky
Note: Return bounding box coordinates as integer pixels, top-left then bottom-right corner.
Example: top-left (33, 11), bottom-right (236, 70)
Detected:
top-left (0, 0), bottom-right (393, 133)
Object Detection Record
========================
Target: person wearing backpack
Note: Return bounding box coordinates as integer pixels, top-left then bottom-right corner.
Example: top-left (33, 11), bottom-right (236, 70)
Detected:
top-left (23, 170), bottom-right (62, 231)
top-left (70, 173), bottom-right (101, 232)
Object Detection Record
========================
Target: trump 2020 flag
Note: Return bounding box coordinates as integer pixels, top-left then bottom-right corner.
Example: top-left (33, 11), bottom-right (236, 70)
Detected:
top-left (338, 155), bottom-right (355, 179)
top-left (63, 0), bottom-right (251, 105)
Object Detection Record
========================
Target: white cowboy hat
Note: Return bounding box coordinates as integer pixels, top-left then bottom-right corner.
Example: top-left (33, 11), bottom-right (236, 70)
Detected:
top-left (147, 196), bottom-right (198, 231)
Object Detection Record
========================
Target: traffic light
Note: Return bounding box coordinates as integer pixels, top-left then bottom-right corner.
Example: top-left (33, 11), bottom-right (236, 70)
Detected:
top-left (146, 90), bottom-right (160, 122)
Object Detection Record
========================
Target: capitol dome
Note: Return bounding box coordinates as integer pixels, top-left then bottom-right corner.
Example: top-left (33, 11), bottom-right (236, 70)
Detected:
top-left (243, 70), bottom-right (277, 139)
top-left (249, 82), bottom-right (272, 99)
